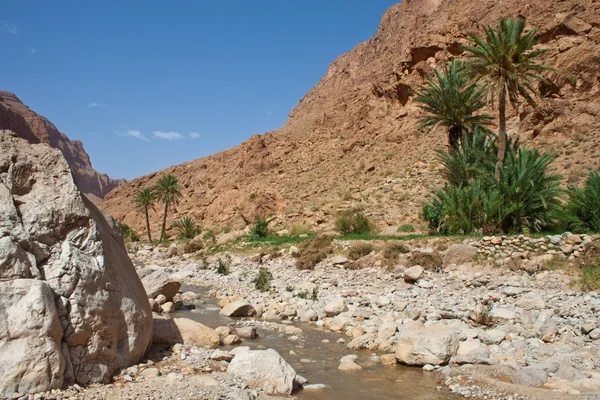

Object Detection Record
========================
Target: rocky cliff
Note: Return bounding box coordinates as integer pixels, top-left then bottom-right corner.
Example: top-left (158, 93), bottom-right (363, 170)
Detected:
top-left (0, 91), bottom-right (124, 199)
top-left (101, 0), bottom-right (600, 236)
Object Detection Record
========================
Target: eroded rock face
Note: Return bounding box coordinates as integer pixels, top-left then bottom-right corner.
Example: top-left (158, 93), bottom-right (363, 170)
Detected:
top-left (0, 131), bottom-right (153, 396)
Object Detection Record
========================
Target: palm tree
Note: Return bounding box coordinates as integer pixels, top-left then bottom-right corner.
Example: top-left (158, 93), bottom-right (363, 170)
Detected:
top-left (172, 216), bottom-right (201, 239)
top-left (133, 188), bottom-right (156, 244)
top-left (154, 174), bottom-right (183, 242)
top-left (414, 59), bottom-right (492, 150)
top-left (463, 17), bottom-right (550, 180)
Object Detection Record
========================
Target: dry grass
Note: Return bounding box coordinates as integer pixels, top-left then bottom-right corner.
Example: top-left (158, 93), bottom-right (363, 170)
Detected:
top-left (295, 236), bottom-right (333, 270)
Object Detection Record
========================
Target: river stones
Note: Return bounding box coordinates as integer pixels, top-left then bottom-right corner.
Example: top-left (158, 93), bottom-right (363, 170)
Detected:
top-left (152, 318), bottom-right (219, 347)
top-left (324, 298), bottom-right (347, 317)
top-left (141, 270), bottom-right (181, 301)
top-left (220, 301), bottom-right (256, 317)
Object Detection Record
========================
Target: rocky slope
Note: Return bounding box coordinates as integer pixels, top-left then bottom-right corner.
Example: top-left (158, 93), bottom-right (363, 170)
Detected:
top-left (101, 0), bottom-right (600, 236)
top-left (0, 91), bottom-right (124, 199)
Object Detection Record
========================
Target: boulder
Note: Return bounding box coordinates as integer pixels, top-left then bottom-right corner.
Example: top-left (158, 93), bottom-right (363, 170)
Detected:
top-left (512, 366), bottom-right (549, 387)
top-left (153, 318), bottom-right (219, 347)
top-left (442, 244), bottom-right (478, 266)
top-left (403, 265), bottom-right (424, 282)
top-left (324, 298), bottom-right (347, 317)
top-left (395, 324), bottom-right (458, 366)
top-left (232, 326), bottom-right (258, 339)
top-left (220, 301), bottom-right (256, 317)
top-left (516, 291), bottom-right (546, 310)
top-left (0, 132), bottom-right (152, 396)
top-left (452, 338), bottom-right (491, 364)
top-left (227, 349), bottom-right (297, 395)
top-left (141, 270), bottom-right (181, 301)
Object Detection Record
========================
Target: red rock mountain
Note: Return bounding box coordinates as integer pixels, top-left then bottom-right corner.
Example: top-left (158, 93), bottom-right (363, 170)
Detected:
top-left (101, 0), bottom-right (600, 236)
top-left (0, 91), bottom-right (124, 199)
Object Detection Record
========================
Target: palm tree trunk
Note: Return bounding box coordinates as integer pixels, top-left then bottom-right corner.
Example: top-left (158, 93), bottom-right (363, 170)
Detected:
top-left (144, 205), bottom-right (153, 244)
top-left (496, 85), bottom-right (507, 181)
top-left (160, 201), bottom-right (169, 242)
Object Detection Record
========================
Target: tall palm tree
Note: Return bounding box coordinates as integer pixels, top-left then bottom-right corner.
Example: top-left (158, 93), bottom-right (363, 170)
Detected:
top-left (154, 174), bottom-right (183, 242)
top-left (414, 59), bottom-right (492, 150)
top-left (133, 188), bottom-right (156, 244)
top-left (463, 17), bottom-right (550, 180)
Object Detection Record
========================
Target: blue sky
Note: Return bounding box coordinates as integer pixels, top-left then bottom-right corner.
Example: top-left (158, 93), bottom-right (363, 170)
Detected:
top-left (0, 1), bottom-right (397, 180)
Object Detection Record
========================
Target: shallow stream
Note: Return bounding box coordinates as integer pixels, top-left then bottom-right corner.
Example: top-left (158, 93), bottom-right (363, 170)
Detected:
top-left (177, 289), bottom-right (459, 400)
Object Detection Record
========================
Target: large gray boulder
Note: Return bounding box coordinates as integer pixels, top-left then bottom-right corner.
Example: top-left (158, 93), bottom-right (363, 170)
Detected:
top-left (227, 349), bottom-right (297, 395)
top-left (141, 270), bottom-right (181, 301)
top-left (152, 318), bottom-right (219, 347)
top-left (395, 324), bottom-right (458, 366)
top-left (0, 131), bottom-right (153, 396)
top-left (220, 300), bottom-right (256, 317)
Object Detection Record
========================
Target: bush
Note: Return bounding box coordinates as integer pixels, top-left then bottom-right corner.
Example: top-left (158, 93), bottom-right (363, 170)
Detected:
top-left (581, 265), bottom-right (600, 291)
top-left (250, 215), bottom-right (276, 238)
top-left (423, 132), bottom-right (561, 234)
top-left (119, 223), bottom-right (139, 242)
top-left (203, 230), bottom-right (216, 242)
top-left (347, 243), bottom-right (374, 260)
top-left (183, 238), bottom-right (204, 254)
top-left (253, 267), bottom-right (273, 292)
top-left (562, 170), bottom-right (600, 232)
top-left (289, 223), bottom-right (312, 237)
top-left (335, 209), bottom-right (373, 235)
top-left (172, 217), bottom-right (201, 239)
top-left (217, 257), bottom-right (230, 275)
top-left (381, 241), bottom-right (410, 266)
top-left (295, 236), bottom-right (333, 270)
top-left (397, 224), bottom-right (415, 233)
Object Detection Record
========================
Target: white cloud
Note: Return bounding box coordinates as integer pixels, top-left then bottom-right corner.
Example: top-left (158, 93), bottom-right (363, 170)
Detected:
top-left (0, 21), bottom-right (17, 35)
top-left (123, 129), bottom-right (149, 141)
top-left (30, 48), bottom-right (37, 55)
top-left (188, 132), bottom-right (200, 139)
top-left (153, 131), bottom-right (184, 140)
top-left (88, 102), bottom-right (107, 108)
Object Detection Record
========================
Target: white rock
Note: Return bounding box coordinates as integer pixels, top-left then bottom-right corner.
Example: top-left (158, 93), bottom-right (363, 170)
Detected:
top-left (403, 265), bottom-right (424, 282)
top-left (324, 298), bottom-right (347, 317)
top-left (220, 301), bottom-right (256, 317)
top-left (227, 349), bottom-right (296, 395)
top-left (395, 324), bottom-right (458, 366)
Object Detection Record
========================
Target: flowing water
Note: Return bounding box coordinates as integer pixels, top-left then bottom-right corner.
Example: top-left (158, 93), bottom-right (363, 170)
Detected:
top-left (177, 289), bottom-right (459, 400)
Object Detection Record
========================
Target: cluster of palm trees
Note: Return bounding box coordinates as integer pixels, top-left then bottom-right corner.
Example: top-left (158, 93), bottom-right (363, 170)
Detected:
top-left (133, 174), bottom-right (182, 243)
top-left (414, 17), bottom-right (549, 179)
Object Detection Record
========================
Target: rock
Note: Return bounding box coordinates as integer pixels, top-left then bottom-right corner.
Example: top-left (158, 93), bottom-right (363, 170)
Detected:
top-left (232, 326), bottom-right (258, 339)
top-left (0, 132), bottom-right (152, 397)
top-left (230, 346), bottom-right (251, 356)
top-left (453, 339), bottom-right (491, 364)
top-left (210, 350), bottom-right (234, 362)
top-left (227, 349), bottom-right (296, 395)
top-left (303, 384), bottom-right (327, 391)
top-left (289, 246), bottom-right (300, 256)
top-left (590, 329), bottom-right (600, 340)
top-left (220, 301), bottom-right (256, 317)
top-left (480, 329), bottom-right (505, 345)
top-left (141, 270), bottom-right (181, 301)
top-left (338, 360), bottom-right (362, 371)
top-left (378, 321), bottom-right (397, 340)
top-left (380, 354), bottom-right (398, 366)
top-left (330, 255), bottom-right (349, 265)
top-left (155, 294), bottom-right (167, 305)
top-left (516, 292), bottom-right (546, 310)
top-left (395, 324), bottom-right (458, 366)
top-left (512, 366), bottom-right (549, 387)
top-left (161, 302), bottom-right (176, 313)
top-left (443, 244), bottom-right (477, 266)
top-left (139, 368), bottom-right (160, 378)
top-left (152, 318), bottom-right (219, 347)
top-left (403, 265), bottom-right (424, 282)
top-left (223, 334), bottom-right (242, 345)
top-left (324, 298), bottom-right (347, 317)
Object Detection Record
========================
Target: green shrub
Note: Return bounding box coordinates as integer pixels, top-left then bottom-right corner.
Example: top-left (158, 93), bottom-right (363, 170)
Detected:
top-left (562, 170), bottom-right (600, 232)
top-left (397, 224), bottom-right (415, 233)
top-left (253, 267), bottom-right (273, 292)
top-left (289, 223), bottom-right (312, 237)
top-left (581, 265), bottom-right (600, 291)
top-left (250, 215), bottom-right (276, 239)
top-left (172, 217), bottom-right (201, 239)
top-left (217, 257), bottom-right (230, 275)
top-left (423, 132), bottom-right (561, 234)
top-left (118, 223), bottom-right (140, 242)
top-left (296, 287), bottom-right (318, 300)
top-left (295, 236), bottom-right (333, 270)
top-left (183, 238), bottom-right (204, 254)
top-left (381, 241), bottom-right (410, 266)
top-left (347, 243), bottom-right (374, 260)
top-left (335, 209), bottom-right (373, 235)
top-left (203, 229), bottom-right (216, 242)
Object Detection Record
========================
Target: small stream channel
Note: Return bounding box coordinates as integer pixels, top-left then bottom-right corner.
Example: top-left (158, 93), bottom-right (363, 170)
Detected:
top-left (175, 287), bottom-right (460, 400)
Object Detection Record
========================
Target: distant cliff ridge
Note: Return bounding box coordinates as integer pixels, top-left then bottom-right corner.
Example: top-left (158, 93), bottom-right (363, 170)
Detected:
top-left (0, 91), bottom-right (124, 199)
